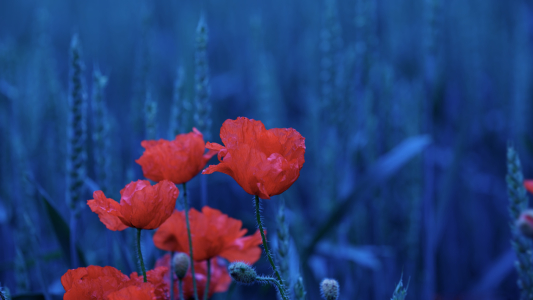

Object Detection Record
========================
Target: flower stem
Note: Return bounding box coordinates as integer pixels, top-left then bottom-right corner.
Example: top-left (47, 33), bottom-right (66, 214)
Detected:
top-left (170, 251), bottom-right (175, 300)
top-left (183, 182), bottom-right (199, 300)
top-left (257, 276), bottom-right (285, 295)
top-left (179, 278), bottom-right (184, 300)
top-left (136, 228), bottom-right (147, 282)
top-left (203, 258), bottom-right (211, 300)
top-left (254, 195), bottom-right (288, 300)
top-left (70, 213), bottom-right (78, 268)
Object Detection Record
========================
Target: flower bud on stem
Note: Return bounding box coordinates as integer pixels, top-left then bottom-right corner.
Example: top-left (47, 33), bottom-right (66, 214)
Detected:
top-left (320, 278), bottom-right (339, 300)
top-left (229, 262), bottom-right (257, 285)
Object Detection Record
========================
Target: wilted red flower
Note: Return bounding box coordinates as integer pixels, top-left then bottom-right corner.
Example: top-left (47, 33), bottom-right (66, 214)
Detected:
top-left (106, 283), bottom-right (156, 300)
top-left (155, 254), bottom-right (231, 300)
top-left (61, 266), bottom-right (166, 300)
top-left (202, 117), bottom-right (305, 199)
top-left (153, 206), bottom-right (263, 263)
top-left (136, 128), bottom-right (218, 185)
top-left (87, 180), bottom-right (178, 231)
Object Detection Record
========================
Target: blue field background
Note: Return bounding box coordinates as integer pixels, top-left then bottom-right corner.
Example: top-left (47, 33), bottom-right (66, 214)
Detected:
top-left (1, 0), bottom-right (532, 299)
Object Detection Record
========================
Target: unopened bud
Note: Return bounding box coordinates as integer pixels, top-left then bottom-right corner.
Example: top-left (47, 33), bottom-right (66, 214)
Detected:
top-left (517, 209), bottom-right (533, 238)
top-left (172, 252), bottom-right (190, 280)
top-left (228, 262), bottom-right (257, 285)
top-left (320, 278), bottom-right (339, 300)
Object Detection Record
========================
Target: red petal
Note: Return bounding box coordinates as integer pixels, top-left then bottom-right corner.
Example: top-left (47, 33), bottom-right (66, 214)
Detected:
top-left (87, 191), bottom-right (128, 231)
top-left (106, 283), bottom-right (156, 300)
top-left (525, 180), bottom-right (533, 194)
top-left (119, 180), bottom-right (178, 230)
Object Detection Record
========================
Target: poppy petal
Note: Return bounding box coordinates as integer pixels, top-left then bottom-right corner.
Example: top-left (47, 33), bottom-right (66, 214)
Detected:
top-left (219, 229), bottom-right (263, 264)
top-left (525, 180), bottom-right (533, 194)
top-left (136, 129), bottom-right (218, 184)
top-left (119, 180), bottom-right (178, 230)
top-left (106, 283), bottom-right (156, 300)
top-left (87, 191), bottom-right (128, 231)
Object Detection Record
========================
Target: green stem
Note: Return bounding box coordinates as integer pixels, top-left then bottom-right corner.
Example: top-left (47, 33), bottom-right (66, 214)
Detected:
top-left (183, 183), bottom-right (199, 300)
top-left (203, 258), bottom-right (211, 300)
top-left (170, 251), bottom-right (175, 300)
top-left (70, 212), bottom-right (78, 269)
top-left (254, 195), bottom-right (288, 300)
top-left (257, 276), bottom-right (285, 295)
top-left (136, 228), bottom-right (147, 282)
top-left (179, 278), bottom-right (184, 300)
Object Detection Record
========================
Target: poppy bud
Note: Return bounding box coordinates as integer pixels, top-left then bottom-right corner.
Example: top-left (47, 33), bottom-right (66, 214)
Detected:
top-left (228, 262), bottom-right (257, 285)
top-left (517, 209), bottom-right (533, 238)
top-left (320, 278), bottom-right (339, 300)
top-left (172, 252), bottom-right (190, 280)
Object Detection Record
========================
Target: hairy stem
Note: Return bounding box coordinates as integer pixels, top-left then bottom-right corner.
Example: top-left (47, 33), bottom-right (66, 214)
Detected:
top-left (258, 276), bottom-right (285, 295)
top-left (254, 195), bottom-right (288, 300)
top-left (183, 183), bottom-right (199, 300)
top-left (136, 228), bottom-right (147, 282)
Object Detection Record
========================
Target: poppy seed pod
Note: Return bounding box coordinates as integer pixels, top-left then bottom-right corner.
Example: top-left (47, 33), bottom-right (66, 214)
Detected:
top-left (228, 262), bottom-right (257, 285)
top-left (172, 252), bottom-right (190, 280)
top-left (155, 254), bottom-right (231, 299)
top-left (517, 209), bottom-right (533, 238)
top-left (320, 278), bottom-right (339, 300)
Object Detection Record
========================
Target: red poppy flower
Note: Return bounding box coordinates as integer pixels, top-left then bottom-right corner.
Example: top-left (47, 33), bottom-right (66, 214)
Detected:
top-left (155, 254), bottom-right (231, 299)
top-left (153, 206), bottom-right (263, 263)
top-left (106, 283), bottom-right (156, 300)
top-left (202, 117), bottom-right (305, 199)
top-left (87, 180), bottom-right (178, 230)
top-left (525, 180), bottom-right (533, 194)
top-left (62, 266), bottom-right (168, 300)
top-left (136, 128), bottom-right (218, 184)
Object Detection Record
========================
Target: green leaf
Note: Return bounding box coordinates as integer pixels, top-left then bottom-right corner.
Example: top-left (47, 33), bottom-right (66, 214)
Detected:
top-left (29, 178), bottom-right (87, 267)
top-left (302, 135), bottom-right (432, 259)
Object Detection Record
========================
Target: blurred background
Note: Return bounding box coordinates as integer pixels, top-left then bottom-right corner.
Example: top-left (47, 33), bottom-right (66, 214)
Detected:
top-left (1, 0), bottom-right (533, 299)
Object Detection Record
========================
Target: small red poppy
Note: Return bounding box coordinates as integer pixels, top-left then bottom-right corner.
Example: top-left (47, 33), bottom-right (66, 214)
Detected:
top-left (155, 254), bottom-right (231, 299)
top-left (87, 180), bottom-right (178, 230)
top-left (202, 117), bottom-right (305, 199)
top-left (525, 180), bottom-right (533, 194)
top-left (153, 206), bottom-right (263, 263)
top-left (61, 266), bottom-right (166, 300)
top-left (136, 128), bottom-right (218, 184)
